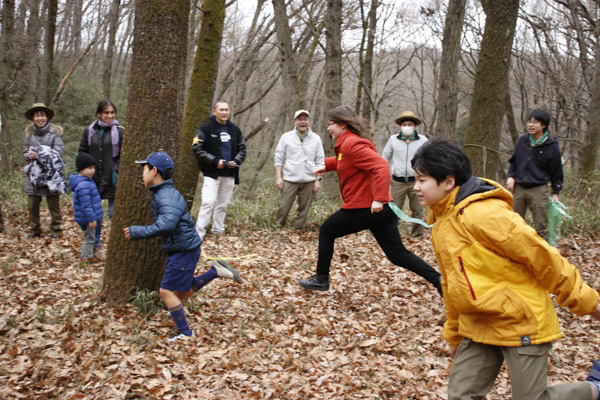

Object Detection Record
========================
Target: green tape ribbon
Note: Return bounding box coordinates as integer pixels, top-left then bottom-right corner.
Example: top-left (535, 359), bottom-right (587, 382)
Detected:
top-left (388, 201), bottom-right (432, 229)
top-left (548, 199), bottom-right (572, 247)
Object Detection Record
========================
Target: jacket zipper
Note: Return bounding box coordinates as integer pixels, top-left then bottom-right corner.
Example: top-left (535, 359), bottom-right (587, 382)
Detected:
top-left (459, 256), bottom-right (476, 300)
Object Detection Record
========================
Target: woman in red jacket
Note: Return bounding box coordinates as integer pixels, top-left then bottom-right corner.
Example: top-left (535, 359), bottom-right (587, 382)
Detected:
top-left (299, 106), bottom-right (442, 296)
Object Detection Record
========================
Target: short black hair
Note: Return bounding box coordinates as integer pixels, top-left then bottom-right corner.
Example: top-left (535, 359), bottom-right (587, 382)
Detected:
top-left (146, 163), bottom-right (174, 180)
top-left (411, 136), bottom-right (472, 186)
top-left (97, 100), bottom-right (117, 114)
top-left (527, 109), bottom-right (550, 131)
top-left (212, 100), bottom-right (228, 110)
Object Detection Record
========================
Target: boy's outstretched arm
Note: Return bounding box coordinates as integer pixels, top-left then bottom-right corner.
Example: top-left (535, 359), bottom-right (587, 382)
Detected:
top-left (128, 203), bottom-right (181, 240)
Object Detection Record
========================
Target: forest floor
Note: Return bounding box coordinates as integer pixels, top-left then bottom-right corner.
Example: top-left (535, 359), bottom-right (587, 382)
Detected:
top-left (1, 206), bottom-right (600, 399)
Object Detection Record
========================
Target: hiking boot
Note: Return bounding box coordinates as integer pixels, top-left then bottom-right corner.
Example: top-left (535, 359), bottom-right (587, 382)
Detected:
top-left (299, 274), bottom-right (330, 291)
top-left (586, 360), bottom-right (600, 399)
top-left (27, 232), bottom-right (41, 239)
top-left (167, 331), bottom-right (196, 342)
top-left (212, 260), bottom-right (243, 284)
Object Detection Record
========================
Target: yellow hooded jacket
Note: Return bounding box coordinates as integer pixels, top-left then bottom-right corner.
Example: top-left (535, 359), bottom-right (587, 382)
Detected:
top-left (429, 177), bottom-right (598, 348)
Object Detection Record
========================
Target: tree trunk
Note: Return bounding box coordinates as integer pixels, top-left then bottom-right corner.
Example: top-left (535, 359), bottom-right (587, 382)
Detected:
top-left (272, 0), bottom-right (301, 118)
top-left (504, 89), bottom-right (520, 146)
top-left (361, 0), bottom-right (378, 127)
top-left (464, 0), bottom-right (519, 179)
top-left (434, 0), bottom-right (467, 138)
top-left (103, 0), bottom-right (190, 306)
top-left (355, 0), bottom-right (367, 116)
top-left (25, 0), bottom-right (43, 106)
top-left (322, 0), bottom-right (342, 199)
top-left (0, 0), bottom-right (15, 173)
top-left (580, 40), bottom-right (600, 176)
top-left (40, 0), bottom-right (58, 105)
top-left (103, 0), bottom-right (121, 100)
top-left (71, 0), bottom-right (83, 54)
top-left (176, 0), bottom-right (226, 210)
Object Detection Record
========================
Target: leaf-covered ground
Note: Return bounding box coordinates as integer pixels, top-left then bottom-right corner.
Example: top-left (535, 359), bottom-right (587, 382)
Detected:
top-left (1, 206), bottom-right (600, 399)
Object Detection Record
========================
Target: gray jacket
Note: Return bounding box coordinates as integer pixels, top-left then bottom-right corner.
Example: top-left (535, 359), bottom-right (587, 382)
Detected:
top-left (23, 124), bottom-right (65, 196)
top-left (274, 128), bottom-right (325, 183)
top-left (381, 132), bottom-right (428, 179)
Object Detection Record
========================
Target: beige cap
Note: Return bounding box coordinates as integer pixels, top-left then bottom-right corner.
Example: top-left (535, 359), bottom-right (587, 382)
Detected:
top-left (395, 111), bottom-right (421, 126)
top-left (294, 110), bottom-right (310, 119)
top-left (25, 103), bottom-right (55, 121)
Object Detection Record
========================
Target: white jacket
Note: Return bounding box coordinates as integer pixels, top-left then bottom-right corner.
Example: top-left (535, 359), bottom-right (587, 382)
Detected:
top-left (381, 132), bottom-right (428, 179)
top-left (274, 128), bottom-right (325, 183)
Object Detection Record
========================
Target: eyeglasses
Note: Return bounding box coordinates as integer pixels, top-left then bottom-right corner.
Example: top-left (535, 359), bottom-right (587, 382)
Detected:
top-left (327, 122), bottom-right (336, 127)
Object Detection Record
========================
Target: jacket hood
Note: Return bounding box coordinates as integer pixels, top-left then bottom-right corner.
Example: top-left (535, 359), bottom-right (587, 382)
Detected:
top-left (429, 177), bottom-right (513, 223)
top-left (25, 124), bottom-right (63, 137)
top-left (210, 115), bottom-right (233, 126)
top-left (69, 174), bottom-right (90, 190)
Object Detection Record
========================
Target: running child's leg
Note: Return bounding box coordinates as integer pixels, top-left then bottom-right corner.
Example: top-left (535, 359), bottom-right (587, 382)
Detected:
top-left (160, 288), bottom-right (193, 337)
top-left (191, 260), bottom-right (243, 292)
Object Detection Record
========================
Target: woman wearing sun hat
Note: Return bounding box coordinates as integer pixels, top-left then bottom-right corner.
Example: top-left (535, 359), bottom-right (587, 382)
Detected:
top-left (22, 103), bottom-right (65, 239)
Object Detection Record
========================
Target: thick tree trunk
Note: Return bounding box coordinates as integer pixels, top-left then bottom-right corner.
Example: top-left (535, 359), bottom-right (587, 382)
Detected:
top-left (71, 0), bottom-right (83, 54)
top-left (0, 0), bottom-right (15, 173)
top-left (103, 0), bottom-right (190, 306)
top-left (464, 0), bottom-right (519, 179)
top-left (176, 0), bottom-right (226, 210)
top-left (322, 0), bottom-right (342, 199)
top-left (355, 0), bottom-right (367, 116)
top-left (434, 0), bottom-right (467, 138)
top-left (504, 90), bottom-right (520, 146)
top-left (25, 0), bottom-right (43, 106)
top-left (580, 41), bottom-right (600, 176)
top-left (361, 0), bottom-right (378, 127)
top-left (102, 0), bottom-right (121, 100)
top-left (40, 0), bottom-right (57, 105)
top-left (272, 0), bottom-right (301, 117)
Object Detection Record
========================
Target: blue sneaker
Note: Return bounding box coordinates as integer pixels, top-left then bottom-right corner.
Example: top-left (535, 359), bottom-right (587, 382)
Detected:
top-left (586, 360), bottom-right (600, 400)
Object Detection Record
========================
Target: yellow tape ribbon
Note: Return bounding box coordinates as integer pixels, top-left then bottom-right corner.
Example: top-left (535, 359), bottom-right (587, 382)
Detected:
top-left (201, 247), bottom-right (258, 261)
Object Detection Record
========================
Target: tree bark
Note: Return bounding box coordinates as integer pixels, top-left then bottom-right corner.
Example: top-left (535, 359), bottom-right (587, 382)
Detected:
top-left (71, 0), bottom-right (83, 54)
top-left (504, 89), bottom-right (520, 146)
top-left (580, 40), bottom-right (600, 176)
top-left (322, 0), bottom-right (342, 199)
top-left (0, 0), bottom-right (15, 173)
top-left (272, 0), bottom-right (301, 117)
top-left (176, 0), bottom-right (226, 210)
top-left (103, 0), bottom-right (190, 306)
top-left (361, 0), bottom-right (378, 127)
top-left (25, 0), bottom-right (43, 106)
top-left (464, 0), bottom-right (519, 179)
top-left (103, 0), bottom-right (121, 100)
top-left (40, 0), bottom-right (58, 105)
top-left (434, 0), bottom-right (467, 138)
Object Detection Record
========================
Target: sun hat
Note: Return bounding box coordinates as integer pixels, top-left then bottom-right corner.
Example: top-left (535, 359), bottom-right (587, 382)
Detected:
top-left (25, 103), bottom-right (55, 121)
top-left (395, 111), bottom-right (421, 127)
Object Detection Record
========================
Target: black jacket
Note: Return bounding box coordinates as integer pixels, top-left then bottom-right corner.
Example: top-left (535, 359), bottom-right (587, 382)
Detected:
top-left (192, 116), bottom-right (246, 184)
top-left (507, 133), bottom-right (563, 194)
top-left (78, 123), bottom-right (124, 200)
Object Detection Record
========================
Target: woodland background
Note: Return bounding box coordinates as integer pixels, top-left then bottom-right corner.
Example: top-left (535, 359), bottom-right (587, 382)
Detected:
top-left (1, 0), bottom-right (600, 398)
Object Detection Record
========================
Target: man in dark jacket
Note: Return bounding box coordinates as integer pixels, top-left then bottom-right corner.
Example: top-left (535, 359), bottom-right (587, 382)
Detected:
top-left (192, 100), bottom-right (246, 240)
top-left (507, 109), bottom-right (563, 241)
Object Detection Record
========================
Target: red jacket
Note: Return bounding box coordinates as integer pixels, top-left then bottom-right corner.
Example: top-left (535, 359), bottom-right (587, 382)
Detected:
top-left (324, 130), bottom-right (392, 209)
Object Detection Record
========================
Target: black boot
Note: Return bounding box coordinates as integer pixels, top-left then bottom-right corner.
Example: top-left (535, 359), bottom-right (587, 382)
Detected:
top-left (299, 274), bottom-right (330, 291)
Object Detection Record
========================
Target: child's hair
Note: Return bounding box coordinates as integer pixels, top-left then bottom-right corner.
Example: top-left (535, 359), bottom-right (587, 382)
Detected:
top-left (97, 100), bottom-right (117, 114)
top-left (147, 163), bottom-right (174, 180)
top-left (527, 109), bottom-right (550, 131)
top-left (327, 106), bottom-right (374, 143)
top-left (411, 136), bottom-right (472, 185)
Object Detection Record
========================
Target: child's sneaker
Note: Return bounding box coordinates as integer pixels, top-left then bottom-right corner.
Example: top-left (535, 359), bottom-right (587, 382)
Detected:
top-left (212, 260), bottom-right (243, 283)
top-left (167, 331), bottom-right (196, 342)
top-left (586, 360), bottom-right (600, 399)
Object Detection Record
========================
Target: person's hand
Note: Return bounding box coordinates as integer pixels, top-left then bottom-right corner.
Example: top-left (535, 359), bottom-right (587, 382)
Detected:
top-left (506, 177), bottom-right (515, 191)
top-left (28, 151), bottom-right (37, 160)
top-left (217, 159), bottom-right (225, 169)
top-left (89, 220), bottom-right (97, 228)
top-left (590, 303), bottom-right (600, 321)
top-left (124, 227), bottom-right (130, 239)
top-left (551, 193), bottom-right (559, 202)
top-left (315, 165), bottom-right (326, 177)
top-left (449, 345), bottom-right (458, 359)
top-left (276, 177), bottom-right (284, 191)
top-left (371, 201), bottom-right (383, 213)
top-left (313, 179), bottom-right (321, 194)
top-left (227, 161), bottom-right (237, 169)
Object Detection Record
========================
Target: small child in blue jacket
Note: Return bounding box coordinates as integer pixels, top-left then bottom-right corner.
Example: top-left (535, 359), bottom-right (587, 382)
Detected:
top-left (124, 151), bottom-right (243, 342)
top-left (69, 153), bottom-right (104, 262)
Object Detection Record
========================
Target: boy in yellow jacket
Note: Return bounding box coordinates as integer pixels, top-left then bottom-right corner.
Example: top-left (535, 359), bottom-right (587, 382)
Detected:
top-left (411, 137), bottom-right (600, 400)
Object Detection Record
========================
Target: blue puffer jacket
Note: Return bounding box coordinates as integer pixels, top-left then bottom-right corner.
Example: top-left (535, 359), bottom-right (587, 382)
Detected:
top-left (129, 180), bottom-right (202, 254)
top-left (69, 174), bottom-right (104, 225)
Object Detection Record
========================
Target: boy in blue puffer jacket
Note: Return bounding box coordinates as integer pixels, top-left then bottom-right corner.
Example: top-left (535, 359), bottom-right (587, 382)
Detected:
top-left (123, 151), bottom-right (243, 343)
top-left (69, 153), bottom-right (104, 263)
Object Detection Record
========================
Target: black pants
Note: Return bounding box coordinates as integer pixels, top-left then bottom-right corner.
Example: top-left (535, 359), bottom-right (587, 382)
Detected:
top-left (316, 204), bottom-right (440, 285)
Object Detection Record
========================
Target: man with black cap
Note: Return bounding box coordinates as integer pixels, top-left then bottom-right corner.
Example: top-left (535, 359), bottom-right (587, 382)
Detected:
top-left (381, 111), bottom-right (428, 239)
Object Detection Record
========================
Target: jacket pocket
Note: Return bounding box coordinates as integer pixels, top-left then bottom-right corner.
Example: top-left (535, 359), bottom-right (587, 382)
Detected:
top-left (458, 256), bottom-right (476, 300)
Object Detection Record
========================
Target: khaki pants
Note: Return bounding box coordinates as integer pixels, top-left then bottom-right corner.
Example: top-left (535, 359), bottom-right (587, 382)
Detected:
top-left (390, 180), bottom-right (424, 238)
top-left (28, 195), bottom-right (62, 235)
top-left (275, 181), bottom-right (314, 230)
top-left (512, 184), bottom-right (549, 241)
top-left (449, 338), bottom-right (592, 400)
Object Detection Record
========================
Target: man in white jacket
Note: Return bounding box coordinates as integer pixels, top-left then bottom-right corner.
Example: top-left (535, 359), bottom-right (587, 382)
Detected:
top-left (381, 111), bottom-right (428, 238)
top-left (274, 110), bottom-right (325, 230)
